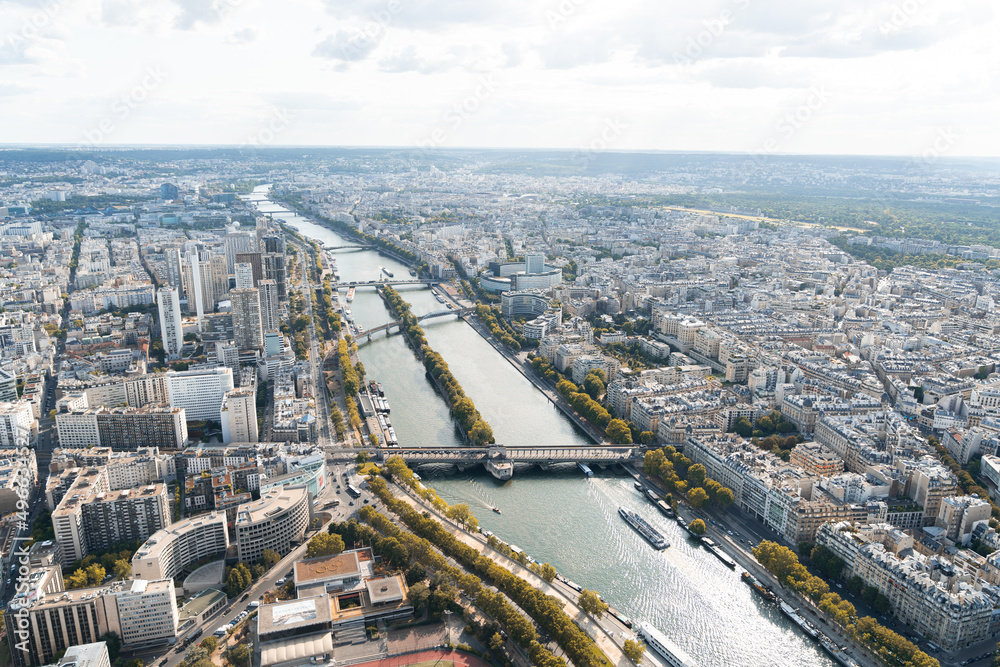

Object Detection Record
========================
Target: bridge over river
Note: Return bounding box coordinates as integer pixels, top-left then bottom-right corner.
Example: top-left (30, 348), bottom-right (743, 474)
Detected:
top-left (326, 445), bottom-right (640, 479)
top-left (354, 307), bottom-right (474, 342)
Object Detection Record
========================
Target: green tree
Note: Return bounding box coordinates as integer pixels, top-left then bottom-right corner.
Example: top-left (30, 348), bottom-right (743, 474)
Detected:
top-left (538, 562), bottom-right (557, 582)
top-left (223, 644), bottom-right (251, 667)
top-left (578, 589), bottom-right (608, 618)
top-left (100, 632), bottom-right (122, 661)
top-left (583, 372), bottom-right (605, 400)
top-left (307, 532), bottom-right (345, 558)
top-left (687, 463), bottom-right (706, 488)
top-left (200, 636), bottom-right (218, 653)
top-left (644, 448), bottom-right (666, 476)
top-left (639, 431), bottom-right (655, 445)
top-left (468, 419), bottom-right (495, 446)
top-left (733, 417), bottom-right (753, 437)
top-left (714, 487), bottom-right (734, 508)
top-left (405, 562), bottom-right (426, 585)
top-left (623, 639), bottom-right (646, 664)
top-left (847, 575), bottom-right (865, 596)
top-left (445, 503), bottom-right (479, 532)
top-left (112, 559), bottom-right (131, 581)
top-left (261, 549), bottom-right (281, 569)
top-left (689, 518), bottom-right (706, 536)
top-left (687, 486), bottom-right (709, 509)
top-left (606, 419), bottom-right (633, 444)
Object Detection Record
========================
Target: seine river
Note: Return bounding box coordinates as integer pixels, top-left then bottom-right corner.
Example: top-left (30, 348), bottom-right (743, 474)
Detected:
top-left (248, 187), bottom-right (835, 667)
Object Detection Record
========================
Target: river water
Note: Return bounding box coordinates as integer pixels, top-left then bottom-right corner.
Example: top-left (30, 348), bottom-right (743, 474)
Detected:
top-left (247, 186), bottom-right (835, 667)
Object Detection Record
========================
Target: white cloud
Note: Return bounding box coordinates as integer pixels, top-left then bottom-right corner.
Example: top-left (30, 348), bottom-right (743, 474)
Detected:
top-left (226, 26), bottom-right (257, 45)
top-left (0, 0), bottom-right (996, 154)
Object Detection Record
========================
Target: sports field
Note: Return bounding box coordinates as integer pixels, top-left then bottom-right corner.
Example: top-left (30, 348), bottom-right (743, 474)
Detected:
top-left (351, 649), bottom-right (489, 667)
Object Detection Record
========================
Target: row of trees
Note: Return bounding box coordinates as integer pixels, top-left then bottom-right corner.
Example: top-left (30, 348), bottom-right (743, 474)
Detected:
top-left (224, 547), bottom-right (284, 597)
top-left (643, 448), bottom-right (735, 509)
top-left (379, 286), bottom-right (495, 446)
top-left (285, 290), bottom-right (311, 360)
top-left (342, 506), bottom-right (558, 665)
top-left (64, 541), bottom-right (140, 588)
top-left (316, 277), bottom-right (342, 340)
top-left (533, 356), bottom-right (637, 443)
top-left (754, 541), bottom-right (939, 667)
top-left (475, 304), bottom-right (538, 351)
top-left (336, 339), bottom-right (363, 431)
top-left (367, 474), bottom-right (606, 667)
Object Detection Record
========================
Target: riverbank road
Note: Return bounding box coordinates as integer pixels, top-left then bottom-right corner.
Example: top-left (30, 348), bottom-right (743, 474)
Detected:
top-left (387, 479), bottom-right (655, 667)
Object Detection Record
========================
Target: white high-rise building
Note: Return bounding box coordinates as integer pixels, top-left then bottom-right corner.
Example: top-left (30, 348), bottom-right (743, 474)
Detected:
top-left (216, 341), bottom-right (240, 372)
top-left (220, 387), bottom-right (258, 443)
top-left (157, 286), bottom-right (184, 360)
top-left (165, 367), bottom-right (235, 422)
top-left (183, 247), bottom-right (205, 329)
top-left (235, 262), bottom-right (255, 290)
top-left (231, 288), bottom-right (264, 352)
top-left (259, 278), bottom-right (280, 333)
top-left (525, 253), bottom-right (545, 275)
top-left (0, 401), bottom-right (36, 447)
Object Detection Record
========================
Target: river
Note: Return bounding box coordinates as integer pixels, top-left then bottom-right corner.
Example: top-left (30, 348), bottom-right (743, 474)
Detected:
top-left (247, 186), bottom-right (836, 667)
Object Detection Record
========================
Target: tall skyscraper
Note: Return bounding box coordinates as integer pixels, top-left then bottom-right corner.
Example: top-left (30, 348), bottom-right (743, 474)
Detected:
top-left (224, 231), bottom-right (256, 273)
top-left (263, 252), bottom-right (287, 300)
top-left (258, 279), bottom-right (280, 333)
top-left (235, 251), bottom-right (263, 286)
top-left (230, 288), bottom-right (264, 351)
top-left (203, 254), bottom-right (228, 311)
top-left (164, 248), bottom-right (184, 289)
top-left (220, 387), bottom-right (258, 443)
top-left (234, 262), bottom-right (255, 290)
top-left (160, 183), bottom-right (179, 200)
top-left (157, 287), bottom-right (184, 360)
top-left (183, 247), bottom-right (204, 329)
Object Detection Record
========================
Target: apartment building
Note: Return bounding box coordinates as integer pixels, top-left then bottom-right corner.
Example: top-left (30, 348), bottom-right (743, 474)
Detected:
top-left (8, 575), bottom-right (178, 667)
top-left (235, 485), bottom-right (310, 563)
top-left (56, 406), bottom-right (187, 450)
top-left (165, 367), bottom-right (234, 422)
top-left (132, 512), bottom-right (229, 581)
top-left (789, 443), bottom-right (845, 478)
top-left (220, 387), bottom-right (258, 444)
top-left (52, 468), bottom-right (168, 565)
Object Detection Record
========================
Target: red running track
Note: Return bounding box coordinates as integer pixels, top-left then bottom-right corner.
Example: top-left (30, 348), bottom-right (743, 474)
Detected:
top-left (350, 649), bottom-right (490, 667)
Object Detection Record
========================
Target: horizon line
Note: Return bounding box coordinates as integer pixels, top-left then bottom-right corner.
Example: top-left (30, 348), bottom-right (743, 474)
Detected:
top-left (0, 143), bottom-right (998, 162)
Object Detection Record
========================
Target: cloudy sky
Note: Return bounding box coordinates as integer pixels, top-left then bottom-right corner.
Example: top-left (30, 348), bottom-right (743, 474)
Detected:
top-left (0, 0), bottom-right (995, 156)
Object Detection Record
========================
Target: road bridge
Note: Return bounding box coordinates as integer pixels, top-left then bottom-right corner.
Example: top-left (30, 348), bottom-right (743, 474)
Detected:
top-left (378, 445), bottom-right (639, 479)
top-left (337, 279), bottom-right (441, 288)
top-left (355, 307), bottom-right (474, 342)
top-left (324, 244), bottom-right (372, 251)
